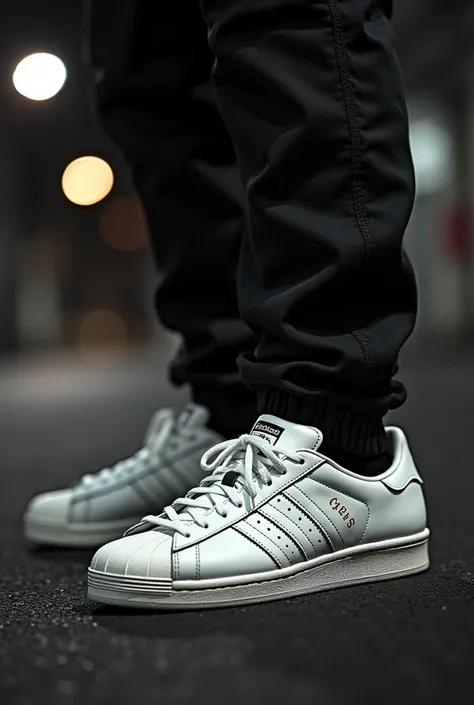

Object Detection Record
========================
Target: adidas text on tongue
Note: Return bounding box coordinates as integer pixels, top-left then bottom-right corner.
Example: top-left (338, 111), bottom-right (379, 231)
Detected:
top-left (251, 420), bottom-right (284, 445)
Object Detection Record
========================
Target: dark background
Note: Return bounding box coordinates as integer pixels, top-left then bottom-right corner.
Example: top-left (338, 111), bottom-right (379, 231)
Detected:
top-left (1, 2), bottom-right (474, 705)
top-left (0, 0), bottom-right (473, 355)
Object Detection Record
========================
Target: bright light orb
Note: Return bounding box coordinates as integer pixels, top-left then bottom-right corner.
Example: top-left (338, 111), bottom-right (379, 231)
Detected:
top-left (62, 156), bottom-right (114, 206)
top-left (13, 53), bottom-right (67, 101)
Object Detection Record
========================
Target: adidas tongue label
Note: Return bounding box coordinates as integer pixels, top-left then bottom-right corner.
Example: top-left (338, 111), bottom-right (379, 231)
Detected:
top-left (177, 403), bottom-right (209, 428)
top-left (178, 406), bottom-right (195, 426)
top-left (251, 420), bottom-right (284, 446)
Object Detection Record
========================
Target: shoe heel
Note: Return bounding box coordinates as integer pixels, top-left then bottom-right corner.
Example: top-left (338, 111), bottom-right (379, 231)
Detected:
top-left (307, 535), bottom-right (430, 591)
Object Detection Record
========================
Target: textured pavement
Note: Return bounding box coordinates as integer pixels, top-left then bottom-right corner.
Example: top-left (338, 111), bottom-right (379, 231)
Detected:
top-left (1, 347), bottom-right (474, 705)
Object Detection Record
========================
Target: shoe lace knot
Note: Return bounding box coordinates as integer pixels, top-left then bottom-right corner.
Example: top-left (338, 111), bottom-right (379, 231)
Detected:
top-left (140, 434), bottom-right (303, 537)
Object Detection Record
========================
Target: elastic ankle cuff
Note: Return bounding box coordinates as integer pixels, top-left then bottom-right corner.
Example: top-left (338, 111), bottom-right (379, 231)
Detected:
top-left (257, 386), bottom-right (388, 456)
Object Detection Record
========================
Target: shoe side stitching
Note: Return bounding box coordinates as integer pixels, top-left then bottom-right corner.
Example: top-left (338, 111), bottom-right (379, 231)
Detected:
top-left (234, 525), bottom-right (283, 569)
top-left (326, 0), bottom-right (376, 370)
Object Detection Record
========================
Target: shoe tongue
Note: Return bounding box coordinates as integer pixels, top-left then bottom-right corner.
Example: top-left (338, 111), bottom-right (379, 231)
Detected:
top-left (177, 403), bottom-right (210, 428)
top-left (142, 413), bottom-right (322, 534)
top-left (250, 414), bottom-right (323, 453)
top-left (145, 403), bottom-right (210, 453)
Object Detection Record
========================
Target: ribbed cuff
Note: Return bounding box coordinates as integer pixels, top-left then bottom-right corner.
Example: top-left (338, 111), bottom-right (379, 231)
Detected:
top-left (257, 386), bottom-right (388, 456)
top-left (192, 384), bottom-right (257, 439)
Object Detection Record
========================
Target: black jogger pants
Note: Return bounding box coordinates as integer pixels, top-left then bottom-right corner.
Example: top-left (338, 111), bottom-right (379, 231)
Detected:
top-left (90, 0), bottom-right (417, 454)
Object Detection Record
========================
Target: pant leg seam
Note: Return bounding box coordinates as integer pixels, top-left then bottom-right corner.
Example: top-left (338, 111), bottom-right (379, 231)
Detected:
top-left (327, 0), bottom-right (376, 370)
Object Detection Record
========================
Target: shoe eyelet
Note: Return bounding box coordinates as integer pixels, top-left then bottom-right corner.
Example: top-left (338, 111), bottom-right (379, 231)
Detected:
top-left (267, 480), bottom-right (273, 487)
top-left (185, 533), bottom-right (191, 538)
top-left (204, 523), bottom-right (209, 529)
top-left (222, 513), bottom-right (228, 518)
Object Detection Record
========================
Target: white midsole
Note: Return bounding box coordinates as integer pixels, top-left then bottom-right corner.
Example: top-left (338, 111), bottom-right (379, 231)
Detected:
top-left (87, 529), bottom-right (430, 609)
top-left (173, 529), bottom-right (430, 590)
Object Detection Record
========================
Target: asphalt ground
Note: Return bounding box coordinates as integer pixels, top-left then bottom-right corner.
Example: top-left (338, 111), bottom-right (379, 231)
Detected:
top-left (1, 347), bottom-right (473, 705)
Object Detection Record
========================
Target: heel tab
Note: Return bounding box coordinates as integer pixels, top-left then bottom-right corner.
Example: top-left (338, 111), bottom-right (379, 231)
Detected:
top-left (382, 427), bottom-right (423, 491)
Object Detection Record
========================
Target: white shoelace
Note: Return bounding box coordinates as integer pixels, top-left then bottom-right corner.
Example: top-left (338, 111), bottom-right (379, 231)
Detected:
top-left (142, 434), bottom-right (304, 537)
top-left (80, 408), bottom-right (188, 487)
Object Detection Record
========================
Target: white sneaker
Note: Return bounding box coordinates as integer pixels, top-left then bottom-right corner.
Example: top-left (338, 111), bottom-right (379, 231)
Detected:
top-left (24, 404), bottom-right (222, 548)
top-left (87, 414), bottom-right (430, 609)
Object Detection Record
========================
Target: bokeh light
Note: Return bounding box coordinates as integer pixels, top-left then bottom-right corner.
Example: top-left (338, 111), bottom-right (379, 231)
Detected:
top-left (410, 117), bottom-right (453, 195)
top-left (78, 310), bottom-right (127, 346)
top-left (99, 196), bottom-right (149, 252)
top-left (13, 53), bottom-right (67, 100)
top-left (62, 156), bottom-right (114, 206)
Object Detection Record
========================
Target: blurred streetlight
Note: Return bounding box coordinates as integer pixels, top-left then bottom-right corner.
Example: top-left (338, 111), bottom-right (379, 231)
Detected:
top-left (13, 53), bottom-right (67, 101)
top-left (62, 156), bottom-right (114, 206)
top-left (410, 117), bottom-right (453, 196)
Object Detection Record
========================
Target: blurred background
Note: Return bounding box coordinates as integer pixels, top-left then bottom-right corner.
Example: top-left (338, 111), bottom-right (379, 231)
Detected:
top-left (2, 6), bottom-right (474, 702)
top-left (0, 0), bottom-right (473, 363)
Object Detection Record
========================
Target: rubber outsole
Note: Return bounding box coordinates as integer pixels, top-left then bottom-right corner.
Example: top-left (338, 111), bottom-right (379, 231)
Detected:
top-left (24, 516), bottom-right (143, 548)
top-left (87, 530), bottom-right (430, 610)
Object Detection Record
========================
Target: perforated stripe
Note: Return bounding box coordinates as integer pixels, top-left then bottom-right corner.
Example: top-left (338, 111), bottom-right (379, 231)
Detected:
top-left (258, 505), bottom-right (310, 560)
top-left (284, 485), bottom-right (342, 551)
top-left (244, 512), bottom-right (303, 565)
top-left (262, 500), bottom-right (329, 559)
top-left (195, 543), bottom-right (201, 580)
